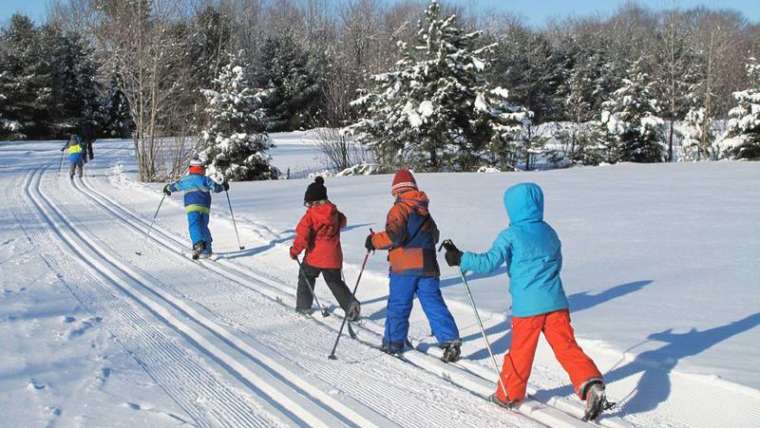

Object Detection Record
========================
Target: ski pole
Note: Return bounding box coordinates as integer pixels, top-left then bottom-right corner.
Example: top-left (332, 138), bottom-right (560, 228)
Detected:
top-left (57, 151), bottom-right (65, 176)
top-left (329, 245), bottom-right (371, 360)
top-left (295, 257), bottom-right (330, 318)
top-left (225, 190), bottom-right (245, 250)
top-left (135, 194), bottom-right (166, 256)
top-left (456, 265), bottom-right (509, 401)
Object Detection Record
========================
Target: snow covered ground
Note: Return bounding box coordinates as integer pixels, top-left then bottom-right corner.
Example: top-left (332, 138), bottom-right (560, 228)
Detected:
top-left (1, 136), bottom-right (758, 427)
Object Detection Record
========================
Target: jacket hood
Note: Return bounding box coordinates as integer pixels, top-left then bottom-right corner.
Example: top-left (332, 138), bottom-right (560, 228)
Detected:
top-left (396, 190), bottom-right (430, 216)
top-left (309, 201), bottom-right (341, 226)
top-left (504, 183), bottom-right (544, 225)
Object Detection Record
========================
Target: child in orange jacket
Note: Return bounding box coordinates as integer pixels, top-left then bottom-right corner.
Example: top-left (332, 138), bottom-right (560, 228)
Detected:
top-left (366, 169), bottom-right (461, 362)
top-left (290, 177), bottom-right (360, 320)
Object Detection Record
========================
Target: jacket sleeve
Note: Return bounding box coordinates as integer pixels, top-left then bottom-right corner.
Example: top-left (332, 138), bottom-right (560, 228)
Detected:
top-left (206, 177), bottom-right (224, 193)
top-left (167, 178), bottom-right (182, 192)
top-left (371, 203), bottom-right (409, 250)
top-left (460, 230), bottom-right (511, 274)
top-left (292, 213), bottom-right (313, 256)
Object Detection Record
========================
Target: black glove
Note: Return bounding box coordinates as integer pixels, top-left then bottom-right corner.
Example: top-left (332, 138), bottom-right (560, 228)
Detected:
top-left (222, 181), bottom-right (230, 191)
top-left (441, 240), bottom-right (462, 267)
top-left (163, 184), bottom-right (172, 196)
top-left (364, 233), bottom-right (375, 252)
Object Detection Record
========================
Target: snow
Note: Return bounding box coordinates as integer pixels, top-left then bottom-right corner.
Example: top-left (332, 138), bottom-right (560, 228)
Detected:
top-left (1, 136), bottom-right (759, 427)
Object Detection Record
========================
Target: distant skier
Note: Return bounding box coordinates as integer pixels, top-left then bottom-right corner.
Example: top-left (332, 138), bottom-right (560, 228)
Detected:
top-left (60, 134), bottom-right (84, 179)
top-left (365, 169), bottom-right (461, 362)
top-left (163, 158), bottom-right (228, 259)
top-left (80, 122), bottom-right (96, 162)
top-left (442, 182), bottom-right (611, 420)
top-left (289, 176), bottom-right (360, 320)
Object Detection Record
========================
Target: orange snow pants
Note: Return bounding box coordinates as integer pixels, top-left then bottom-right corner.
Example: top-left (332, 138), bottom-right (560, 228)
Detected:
top-left (495, 310), bottom-right (602, 402)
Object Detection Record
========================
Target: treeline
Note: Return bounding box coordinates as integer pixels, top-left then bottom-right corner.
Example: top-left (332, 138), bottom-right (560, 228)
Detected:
top-left (1, 1), bottom-right (758, 176)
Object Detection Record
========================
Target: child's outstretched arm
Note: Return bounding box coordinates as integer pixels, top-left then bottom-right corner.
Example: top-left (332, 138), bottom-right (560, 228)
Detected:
top-left (460, 230), bottom-right (511, 274)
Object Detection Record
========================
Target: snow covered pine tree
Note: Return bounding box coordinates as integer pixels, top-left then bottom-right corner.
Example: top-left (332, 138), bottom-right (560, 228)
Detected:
top-left (724, 57), bottom-right (760, 160)
top-left (350, 0), bottom-right (527, 172)
top-left (599, 58), bottom-right (665, 163)
top-left (198, 54), bottom-right (273, 182)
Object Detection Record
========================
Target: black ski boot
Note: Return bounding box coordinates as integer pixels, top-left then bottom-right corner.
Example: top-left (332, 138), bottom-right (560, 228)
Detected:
top-left (192, 241), bottom-right (206, 260)
top-left (581, 379), bottom-right (614, 421)
top-left (380, 340), bottom-right (405, 356)
top-left (440, 340), bottom-right (462, 363)
top-left (345, 301), bottom-right (361, 322)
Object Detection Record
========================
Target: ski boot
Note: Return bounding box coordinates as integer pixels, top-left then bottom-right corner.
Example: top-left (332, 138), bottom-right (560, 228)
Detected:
top-left (581, 379), bottom-right (614, 421)
top-left (440, 340), bottom-right (462, 363)
top-left (488, 393), bottom-right (516, 410)
top-left (199, 244), bottom-right (213, 259)
top-left (345, 301), bottom-right (361, 322)
top-left (192, 241), bottom-right (206, 260)
top-left (380, 340), bottom-right (405, 357)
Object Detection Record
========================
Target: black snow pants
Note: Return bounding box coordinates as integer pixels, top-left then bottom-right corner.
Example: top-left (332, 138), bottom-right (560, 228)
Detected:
top-left (296, 262), bottom-right (357, 312)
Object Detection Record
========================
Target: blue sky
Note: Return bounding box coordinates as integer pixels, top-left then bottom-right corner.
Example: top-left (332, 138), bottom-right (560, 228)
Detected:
top-left (1, 0), bottom-right (758, 26)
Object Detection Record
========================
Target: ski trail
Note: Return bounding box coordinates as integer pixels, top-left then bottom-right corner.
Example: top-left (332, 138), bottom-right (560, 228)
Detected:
top-left (15, 168), bottom-right (280, 428)
top-left (27, 166), bottom-right (350, 428)
top-left (74, 170), bottom-right (575, 427)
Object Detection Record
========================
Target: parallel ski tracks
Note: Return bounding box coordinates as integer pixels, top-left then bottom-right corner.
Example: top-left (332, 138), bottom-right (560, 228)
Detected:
top-left (72, 170), bottom-right (624, 428)
top-left (26, 166), bottom-right (381, 428)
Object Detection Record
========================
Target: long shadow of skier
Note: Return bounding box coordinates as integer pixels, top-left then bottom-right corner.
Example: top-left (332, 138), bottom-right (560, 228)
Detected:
top-left (462, 280), bottom-right (653, 360)
top-left (533, 312), bottom-right (760, 416)
top-left (220, 223), bottom-right (374, 259)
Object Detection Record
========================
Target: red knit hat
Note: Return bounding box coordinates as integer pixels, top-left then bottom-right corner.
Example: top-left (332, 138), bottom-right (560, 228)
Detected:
top-left (391, 169), bottom-right (417, 194)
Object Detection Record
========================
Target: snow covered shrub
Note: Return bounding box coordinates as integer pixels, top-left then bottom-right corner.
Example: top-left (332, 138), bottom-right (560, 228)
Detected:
top-left (723, 58), bottom-right (760, 160)
top-left (198, 54), bottom-right (273, 181)
top-left (681, 107), bottom-right (717, 161)
top-left (599, 59), bottom-right (665, 163)
top-left (350, 0), bottom-right (527, 172)
top-left (336, 162), bottom-right (381, 176)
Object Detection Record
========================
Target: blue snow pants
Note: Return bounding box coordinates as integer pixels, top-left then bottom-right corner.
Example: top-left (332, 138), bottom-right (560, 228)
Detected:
top-left (383, 273), bottom-right (460, 352)
top-left (187, 211), bottom-right (212, 253)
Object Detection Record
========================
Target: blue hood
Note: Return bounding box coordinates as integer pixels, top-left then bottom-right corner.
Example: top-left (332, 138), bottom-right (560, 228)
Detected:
top-left (504, 183), bottom-right (544, 225)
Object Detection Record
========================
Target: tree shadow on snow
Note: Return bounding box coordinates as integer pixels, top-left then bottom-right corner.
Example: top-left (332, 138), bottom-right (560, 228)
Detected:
top-left (533, 312), bottom-right (760, 417)
top-left (462, 280), bottom-right (653, 360)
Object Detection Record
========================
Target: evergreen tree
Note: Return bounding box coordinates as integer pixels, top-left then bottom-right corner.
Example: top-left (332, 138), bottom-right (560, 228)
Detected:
top-left (599, 58), bottom-right (664, 163)
top-left (681, 107), bottom-right (714, 161)
top-left (350, 0), bottom-right (527, 171)
top-left (492, 26), bottom-right (568, 123)
top-left (0, 15), bottom-right (53, 139)
top-left (102, 74), bottom-right (133, 138)
top-left (198, 55), bottom-right (273, 181)
top-left (724, 57), bottom-right (760, 160)
top-left (252, 32), bottom-right (325, 132)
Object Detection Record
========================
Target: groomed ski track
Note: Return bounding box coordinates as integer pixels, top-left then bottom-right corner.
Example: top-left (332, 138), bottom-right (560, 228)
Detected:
top-left (20, 160), bottom-right (553, 427)
top-left (65, 155), bottom-right (624, 427)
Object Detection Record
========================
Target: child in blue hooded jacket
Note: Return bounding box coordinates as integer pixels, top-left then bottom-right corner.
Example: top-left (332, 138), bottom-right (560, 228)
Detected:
top-left (163, 158), bottom-right (228, 259)
top-left (443, 182), bottom-right (609, 420)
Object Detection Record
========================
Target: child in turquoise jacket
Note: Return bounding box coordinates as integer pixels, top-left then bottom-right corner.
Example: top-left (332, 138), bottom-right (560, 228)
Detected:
top-left (443, 182), bottom-right (610, 421)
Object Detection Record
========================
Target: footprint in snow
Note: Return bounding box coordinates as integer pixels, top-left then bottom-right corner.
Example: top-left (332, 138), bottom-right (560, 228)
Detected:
top-left (68, 316), bottom-right (103, 339)
top-left (28, 379), bottom-right (46, 391)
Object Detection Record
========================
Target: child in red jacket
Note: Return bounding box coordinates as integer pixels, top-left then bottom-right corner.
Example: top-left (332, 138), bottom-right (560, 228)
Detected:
top-left (290, 177), bottom-right (360, 320)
